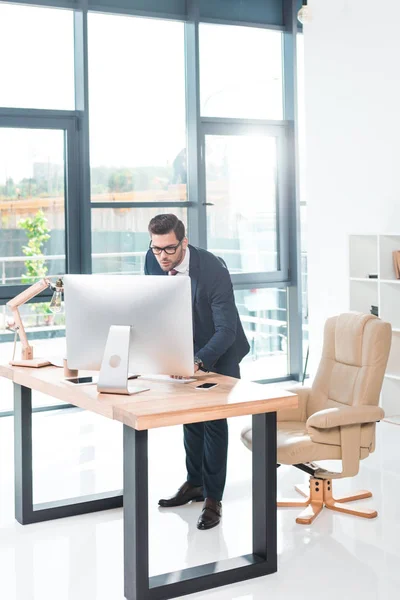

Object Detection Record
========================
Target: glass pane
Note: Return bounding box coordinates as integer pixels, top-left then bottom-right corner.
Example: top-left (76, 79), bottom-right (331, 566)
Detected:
top-left (33, 411), bottom-right (122, 505)
top-left (0, 128), bottom-right (66, 287)
top-left (0, 302), bottom-right (65, 412)
top-left (91, 207), bottom-right (188, 275)
top-left (297, 34), bottom-right (309, 374)
top-left (200, 24), bottom-right (283, 119)
top-left (235, 287), bottom-right (288, 381)
top-left (88, 14), bottom-right (187, 203)
top-left (297, 34), bottom-right (307, 206)
top-left (205, 134), bottom-right (278, 274)
top-left (0, 4), bottom-right (74, 109)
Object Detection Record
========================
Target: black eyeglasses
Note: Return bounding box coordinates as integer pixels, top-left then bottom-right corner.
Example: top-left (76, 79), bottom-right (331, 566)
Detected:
top-left (149, 240), bottom-right (183, 255)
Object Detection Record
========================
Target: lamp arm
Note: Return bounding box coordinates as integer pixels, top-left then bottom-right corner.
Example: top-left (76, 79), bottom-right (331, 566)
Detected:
top-left (10, 307), bottom-right (32, 355)
top-left (6, 278), bottom-right (51, 309)
top-left (6, 278), bottom-right (52, 361)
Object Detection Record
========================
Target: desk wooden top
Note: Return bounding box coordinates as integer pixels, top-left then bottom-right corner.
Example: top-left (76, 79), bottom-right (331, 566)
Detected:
top-left (0, 364), bottom-right (298, 430)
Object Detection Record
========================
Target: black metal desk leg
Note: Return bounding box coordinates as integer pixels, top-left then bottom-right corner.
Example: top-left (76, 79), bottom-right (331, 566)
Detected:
top-left (123, 425), bottom-right (149, 600)
top-left (123, 415), bottom-right (277, 600)
top-left (252, 412), bottom-right (277, 572)
top-left (13, 383), bottom-right (123, 525)
top-left (14, 384), bottom-right (34, 524)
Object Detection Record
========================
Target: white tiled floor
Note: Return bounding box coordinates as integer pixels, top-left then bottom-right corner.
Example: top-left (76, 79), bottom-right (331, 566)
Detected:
top-left (1, 405), bottom-right (400, 599)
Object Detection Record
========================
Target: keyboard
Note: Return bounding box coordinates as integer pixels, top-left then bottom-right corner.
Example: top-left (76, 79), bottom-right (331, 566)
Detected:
top-left (138, 374), bottom-right (197, 384)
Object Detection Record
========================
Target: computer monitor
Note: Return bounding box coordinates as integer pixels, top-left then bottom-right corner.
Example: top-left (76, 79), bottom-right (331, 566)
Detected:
top-left (63, 275), bottom-right (194, 393)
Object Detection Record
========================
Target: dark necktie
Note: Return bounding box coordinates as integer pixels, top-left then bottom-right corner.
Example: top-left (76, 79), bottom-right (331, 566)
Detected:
top-left (168, 269), bottom-right (178, 276)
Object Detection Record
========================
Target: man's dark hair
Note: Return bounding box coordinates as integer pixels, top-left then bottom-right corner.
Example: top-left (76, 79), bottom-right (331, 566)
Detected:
top-left (148, 214), bottom-right (185, 241)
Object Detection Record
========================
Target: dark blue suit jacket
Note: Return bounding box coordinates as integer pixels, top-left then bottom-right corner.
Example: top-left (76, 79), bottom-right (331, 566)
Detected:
top-left (144, 245), bottom-right (250, 378)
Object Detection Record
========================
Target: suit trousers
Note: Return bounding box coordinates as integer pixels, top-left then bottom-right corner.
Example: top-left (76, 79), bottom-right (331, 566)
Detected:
top-left (184, 363), bottom-right (239, 501)
top-left (184, 419), bottom-right (228, 502)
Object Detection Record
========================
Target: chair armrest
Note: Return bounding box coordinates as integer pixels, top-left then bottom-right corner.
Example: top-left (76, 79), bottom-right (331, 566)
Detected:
top-left (277, 385), bottom-right (310, 423)
top-left (306, 405), bottom-right (384, 429)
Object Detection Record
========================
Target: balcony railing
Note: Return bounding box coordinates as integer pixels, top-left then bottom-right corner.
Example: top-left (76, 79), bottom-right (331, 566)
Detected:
top-left (0, 248), bottom-right (280, 284)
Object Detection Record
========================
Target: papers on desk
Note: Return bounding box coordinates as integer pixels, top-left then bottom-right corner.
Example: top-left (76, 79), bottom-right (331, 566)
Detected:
top-left (46, 356), bottom-right (65, 368)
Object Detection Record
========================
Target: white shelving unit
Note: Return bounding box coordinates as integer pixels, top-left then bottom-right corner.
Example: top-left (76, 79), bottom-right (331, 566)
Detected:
top-left (349, 234), bottom-right (400, 418)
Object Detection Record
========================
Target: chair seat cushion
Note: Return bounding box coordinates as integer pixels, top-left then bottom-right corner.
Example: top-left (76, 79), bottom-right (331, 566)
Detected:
top-left (241, 421), bottom-right (370, 465)
top-left (276, 422), bottom-right (342, 464)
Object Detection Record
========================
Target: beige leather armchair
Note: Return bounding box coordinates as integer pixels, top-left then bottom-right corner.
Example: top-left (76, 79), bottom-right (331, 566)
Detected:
top-left (241, 313), bottom-right (392, 525)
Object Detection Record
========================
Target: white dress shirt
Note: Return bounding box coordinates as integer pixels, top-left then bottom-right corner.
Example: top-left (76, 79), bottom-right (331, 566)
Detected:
top-left (171, 246), bottom-right (190, 276)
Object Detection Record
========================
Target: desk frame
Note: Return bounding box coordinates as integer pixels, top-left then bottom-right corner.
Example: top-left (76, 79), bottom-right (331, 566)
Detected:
top-left (13, 378), bottom-right (278, 600)
top-left (124, 412), bottom-right (277, 600)
top-left (14, 384), bottom-right (123, 525)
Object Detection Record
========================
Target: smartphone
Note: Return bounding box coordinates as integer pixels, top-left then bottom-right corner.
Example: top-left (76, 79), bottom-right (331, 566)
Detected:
top-left (64, 376), bottom-right (98, 386)
top-left (196, 382), bottom-right (218, 390)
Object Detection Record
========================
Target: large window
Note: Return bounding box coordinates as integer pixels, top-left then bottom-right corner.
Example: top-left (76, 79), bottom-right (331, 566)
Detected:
top-left (0, 1), bottom-right (303, 416)
top-left (0, 128), bottom-right (66, 288)
top-left (0, 4), bottom-right (74, 110)
top-left (236, 288), bottom-right (288, 380)
top-left (199, 23), bottom-right (289, 380)
top-left (88, 13), bottom-right (188, 279)
top-left (200, 24), bottom-right (283, 120)
top-left (91, 207), bottom-right (187, 275)
top-left (88, 14), bottom-right (187, 205)
top-left (0, 326), bottom-right (66, 412)
top-left (204, 133), bottom-right (279, 274)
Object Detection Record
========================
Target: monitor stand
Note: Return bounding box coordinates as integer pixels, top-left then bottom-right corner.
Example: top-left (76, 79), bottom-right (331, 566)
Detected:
top-left (97, 325), bottom-right (149, 395)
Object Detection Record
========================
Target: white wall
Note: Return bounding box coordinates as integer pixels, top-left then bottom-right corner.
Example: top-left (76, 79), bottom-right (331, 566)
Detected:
top-left (304, 0), bottom-right (400, 370)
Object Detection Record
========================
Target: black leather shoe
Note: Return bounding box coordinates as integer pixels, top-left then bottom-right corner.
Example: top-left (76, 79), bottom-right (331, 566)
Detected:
top-left (158, 482), bottom-right (204, 508)
top-left (197, 498), bottom-right (222, 530)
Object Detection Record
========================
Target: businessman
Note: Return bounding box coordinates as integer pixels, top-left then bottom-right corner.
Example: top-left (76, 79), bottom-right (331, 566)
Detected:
top-left (145, 214), bottom-right (250, 530)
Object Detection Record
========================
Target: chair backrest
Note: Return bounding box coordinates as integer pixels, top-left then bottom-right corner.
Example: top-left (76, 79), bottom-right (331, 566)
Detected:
top-left (307, 313), bottom-right (392, 418)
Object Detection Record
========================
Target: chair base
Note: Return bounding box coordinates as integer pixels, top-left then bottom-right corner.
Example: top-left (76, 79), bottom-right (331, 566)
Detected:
top-left (278, 478), bottom-right (378, 525)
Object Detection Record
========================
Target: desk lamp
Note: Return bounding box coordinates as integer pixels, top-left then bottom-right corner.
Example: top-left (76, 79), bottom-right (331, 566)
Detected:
top-left (7, 277), bottom-right (63, 367)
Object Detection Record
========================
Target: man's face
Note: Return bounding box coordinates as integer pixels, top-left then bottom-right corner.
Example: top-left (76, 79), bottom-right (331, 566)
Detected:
top-left (150, 232), bottom-right (188, 272)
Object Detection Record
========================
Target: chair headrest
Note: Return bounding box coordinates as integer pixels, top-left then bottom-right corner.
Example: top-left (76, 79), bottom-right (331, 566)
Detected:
top-left (335, 313), bottom-right (378, 366)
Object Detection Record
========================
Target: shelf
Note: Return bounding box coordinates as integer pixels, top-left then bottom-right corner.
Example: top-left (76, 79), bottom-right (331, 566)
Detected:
top-left (350, 234), bottom-right (400, 417)
top-left (349, 277), bottom-right (378, 282)
top-left (379, 235), bottom-right (400, 280)
top-left (380, 282), bottom-right (400, 327)
top-left (380, 279), bottom-right (400, 284)
top-left (383, 415), bottom-right (400, 425)
top-left (348, 278), bottom-right (400, 283)
top-left (349, 279), bottom-right (378, 314)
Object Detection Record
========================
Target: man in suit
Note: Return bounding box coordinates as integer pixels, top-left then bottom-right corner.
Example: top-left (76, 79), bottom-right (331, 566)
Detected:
top-left (145, 213), bottom-right (250, 530)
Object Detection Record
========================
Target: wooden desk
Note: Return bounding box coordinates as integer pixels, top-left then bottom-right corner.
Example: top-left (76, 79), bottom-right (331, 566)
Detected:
top-left (1, 364), bottom-right (297, 600)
